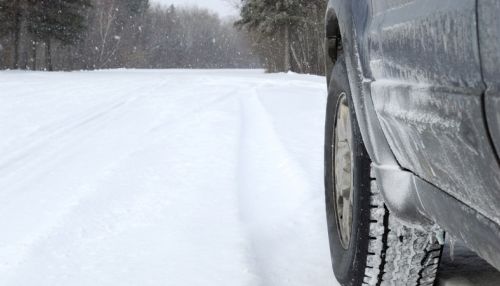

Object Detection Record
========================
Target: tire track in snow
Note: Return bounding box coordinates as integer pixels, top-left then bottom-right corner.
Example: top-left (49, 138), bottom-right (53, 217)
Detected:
top-left (0, 70), bottom-right (333, 286)
top-left (0, 77), bottom-right (199, 192)
top-left (0, 78), bottom-right (185, 274)
top-left (0, 78), bottom-right (176, 172)
top-left (0, 78), bottom-right (261, 286)
top-left (235, 84), bottom-right (334, 286)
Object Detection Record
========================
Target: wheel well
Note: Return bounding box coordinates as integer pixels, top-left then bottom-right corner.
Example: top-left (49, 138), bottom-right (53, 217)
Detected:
top-left (325, 8), bottom-right (342, 85)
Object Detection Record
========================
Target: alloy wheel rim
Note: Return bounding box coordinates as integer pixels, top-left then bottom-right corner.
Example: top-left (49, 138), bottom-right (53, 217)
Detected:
top-left (333, 93), bottom-right (353, 249)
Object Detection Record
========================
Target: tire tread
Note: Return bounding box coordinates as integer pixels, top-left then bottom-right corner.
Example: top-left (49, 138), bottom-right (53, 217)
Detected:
top-left (362, 168), bottom-right (443, 286)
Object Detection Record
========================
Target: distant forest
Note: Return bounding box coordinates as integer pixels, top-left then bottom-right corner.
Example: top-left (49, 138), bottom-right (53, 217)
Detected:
top-left (0, 0), bottom-right (326, 75)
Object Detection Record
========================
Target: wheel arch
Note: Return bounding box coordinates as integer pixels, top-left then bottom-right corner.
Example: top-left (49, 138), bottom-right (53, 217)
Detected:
top-left (324, 0), bottom-right (433, 227)
top-left (324, 2), bottom-right (341, 86)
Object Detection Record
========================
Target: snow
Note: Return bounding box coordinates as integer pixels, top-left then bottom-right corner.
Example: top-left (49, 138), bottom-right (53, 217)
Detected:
top-left (0, 69), bottom-right (336, 286)
top-left (0, 69), bottom-right (498, 286)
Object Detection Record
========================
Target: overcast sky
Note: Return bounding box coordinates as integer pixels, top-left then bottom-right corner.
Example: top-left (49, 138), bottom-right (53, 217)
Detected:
top-left (150, 0), bottom-right (238, 17)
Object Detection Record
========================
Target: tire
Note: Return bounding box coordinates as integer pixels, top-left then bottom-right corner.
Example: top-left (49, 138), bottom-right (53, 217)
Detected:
top-left (324, 54), bottom-right (443, 286)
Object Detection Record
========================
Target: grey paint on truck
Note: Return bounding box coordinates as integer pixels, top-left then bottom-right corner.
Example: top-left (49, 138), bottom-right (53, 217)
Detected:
top-left (326, 0), bottom-right (500, 270)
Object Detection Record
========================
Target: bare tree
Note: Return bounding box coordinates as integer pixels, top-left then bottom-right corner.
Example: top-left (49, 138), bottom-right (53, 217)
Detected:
top-left (0, 1), bottom-right (258, 71)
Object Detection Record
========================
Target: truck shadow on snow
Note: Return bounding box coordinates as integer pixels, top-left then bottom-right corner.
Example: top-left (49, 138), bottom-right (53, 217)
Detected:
top-left (439, 242), bottom-right (500, 286)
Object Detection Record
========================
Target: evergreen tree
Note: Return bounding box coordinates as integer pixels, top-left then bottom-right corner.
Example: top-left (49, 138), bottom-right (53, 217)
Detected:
top-left (0, 1), bottom-right (17, 38)
top-left (237, 0), bottom-right (304, 71)
top-left (27, 0), bottom-right (91, 71)
top-left (0, 0), bottom-right (27, 68)
top-left (236, 0), bottom-right (326, 74)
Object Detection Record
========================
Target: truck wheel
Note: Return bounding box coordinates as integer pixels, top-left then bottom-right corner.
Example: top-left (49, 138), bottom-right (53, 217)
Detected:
top-left (324, 55), bottom-right (443, 286)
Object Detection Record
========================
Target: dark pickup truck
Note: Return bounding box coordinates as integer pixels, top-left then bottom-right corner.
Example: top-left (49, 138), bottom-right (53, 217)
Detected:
top-left (323, 1), bottom-right (500, 285)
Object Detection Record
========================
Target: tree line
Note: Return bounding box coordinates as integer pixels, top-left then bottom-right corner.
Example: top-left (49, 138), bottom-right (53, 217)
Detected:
top-left (0, 0), bottom-right (258, 71)
top-left (236, 0), bottom-right (327, 75)
top-left (0, 0), bottom-right (327, 75)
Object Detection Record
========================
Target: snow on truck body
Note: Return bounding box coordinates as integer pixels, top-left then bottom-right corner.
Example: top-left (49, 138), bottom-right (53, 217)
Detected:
top-left (324, 0), bottom-right (500, 280)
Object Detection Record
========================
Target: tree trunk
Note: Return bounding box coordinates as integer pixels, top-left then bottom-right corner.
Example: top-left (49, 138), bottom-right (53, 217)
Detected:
top-left (13, 0), bottom-right (21, 69)
top-left (284, 24), bottom-right (291, 72)
top-left (290, 44), bottom-right (304, 73)
top-left (45, 39), bottom-right (53, 71)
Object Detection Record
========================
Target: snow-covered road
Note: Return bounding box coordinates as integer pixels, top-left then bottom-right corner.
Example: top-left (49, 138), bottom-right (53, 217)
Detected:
top-left (2, 69), bottom-right (498, 286)
top-left (0, 70), bottom-right (336, 286)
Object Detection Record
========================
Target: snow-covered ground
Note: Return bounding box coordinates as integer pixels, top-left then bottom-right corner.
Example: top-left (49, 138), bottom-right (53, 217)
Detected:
top-left (0, 70), bottom-right (335, 286)
top-left (0, 69), bottom-right (498, 286)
